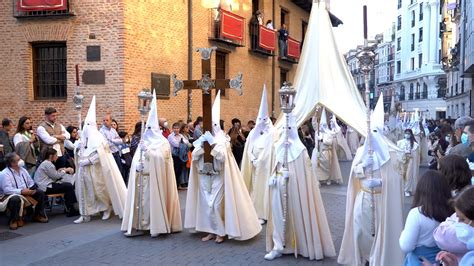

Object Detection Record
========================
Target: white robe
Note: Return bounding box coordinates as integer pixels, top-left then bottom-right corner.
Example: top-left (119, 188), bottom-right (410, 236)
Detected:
top-left (75, 143), bottom-right (126, 218)
top-left (121, 142), bottom-right (182, 235)
top-left (266, 151), bottom-right (336, 260)
top-left (338, 147), bottom-right (405, 265)
top-left (397, 139), bottom-right (420, 194)
top-left (241, 127), bottom-right (278, 220)
top-left (312, 132), bottom-right (343, 184)
top-left (334, 129), bottom-right (353, 161)
top-left (185, 140), bottom-right (262, 240)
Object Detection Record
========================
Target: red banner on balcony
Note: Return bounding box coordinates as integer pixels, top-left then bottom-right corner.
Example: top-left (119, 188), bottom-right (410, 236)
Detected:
top-left (220, 9), bottom-right (244, 41)
top-left (287, 37), bottom-right (301, 59)
top-left (17, 0), bottom-right (67, 11)
top-left (258, 26), bottom-right (276, 51)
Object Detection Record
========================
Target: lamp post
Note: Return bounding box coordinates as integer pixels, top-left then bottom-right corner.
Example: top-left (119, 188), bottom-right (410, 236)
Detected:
top-left (73, 64), bottom-right (84, 131)
top-left (136, 89), bottom-right (154, 231)
top-left (278, 81), bottom-right (296, 247)
top-left (356, 5), bottom-right (377, 237)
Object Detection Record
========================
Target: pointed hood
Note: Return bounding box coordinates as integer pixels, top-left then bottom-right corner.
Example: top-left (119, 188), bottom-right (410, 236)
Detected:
top-left (331, 114), bottom-right (341, 132)
top-left (320, 107), bottom-right (329, 133)
top-left (212, 90), bottom-right (225, 139)
top-left (81, 95), bottom-right (106, 156)
top-left (412, 109), bottom-right (421, 134)
top-left (390, 94), bottom-right (396, 113)
top-left (275, 113), bottom-right (306, 164)
top-left (354, 93), bottom-right (390, 171)
top-left (248, 85), bottom-right (275, 145)
top-left (142, 91), bottom-right (166, 146)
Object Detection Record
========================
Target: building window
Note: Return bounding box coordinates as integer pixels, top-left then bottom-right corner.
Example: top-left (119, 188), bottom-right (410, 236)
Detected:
top-left (32, 42), bottom-right (67, 100)
top-left (280, 8), bottom-right (289, 28)
top-left (411, 10), bottom-right (415, 27)
top-left (422, 82), bottom-right (428, 98)
top-left (397, 15), bottom-right (402, 30)
top-left (419, 27), bottom-right (423, 42)
top-left (398, 0), bottom-right (402, 9)
top-left (418, 53), bottom-right (422, 68)
top-left (410, 0), bottom-right (414, 4)
top-left (461, 79), bottom-right (465, 93)
top-left (411, 57), bottom-right (415, 70)
top-left (397, 37), bottom-right (401, 51)
top-left (419, 3), bottom-right (423, 20)
top-left (301, 20), bottom-right (308, 51)
top-left (215, 51), bottom-right (227, 97)
top-left (400, 85), bottom-right (405, 100)
top-left (462, 103), bottom-right (465, 116)
top-left (411, 33), bottom-right (415, 51)
top-left (397, 60), bottom-right (401, 74)
top-left (252, 0), bottom-right (259, 14)
top-left (455, 83), bottom-right (458, 95)
top-left (409, 83), bottom-right (414, 100)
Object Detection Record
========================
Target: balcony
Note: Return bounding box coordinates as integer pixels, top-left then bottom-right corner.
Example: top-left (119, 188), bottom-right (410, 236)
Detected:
top-left (13, 0), bottom-right (73, 18)
top-left (408, 93), bottom-right (414, 100)
top-left (415, 92), bottom-right (420, 99)
top-left (249, 24), bottom-right (275, 56)
top-left (437, 89), bottom-right (447, 98)
top-left (279, 37), bottom-right (300, 64)
top-left (399, 94), bottom-right (405, 101)
top-left (422, 91), bottom-right (428, 99)
top-left (388, 54), bottom-right (394, 61)
top-left (209, 8), bottom-right (245, 47)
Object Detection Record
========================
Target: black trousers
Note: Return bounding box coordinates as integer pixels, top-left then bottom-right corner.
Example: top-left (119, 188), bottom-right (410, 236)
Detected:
top-left (7, 189), bottom-right (46, 221)
top-left (46, 182), bottom-right (77, 212)
top-left (112, 152), bottom-right (125, 181)
top-left (172, 155), bottom-right (184, 186)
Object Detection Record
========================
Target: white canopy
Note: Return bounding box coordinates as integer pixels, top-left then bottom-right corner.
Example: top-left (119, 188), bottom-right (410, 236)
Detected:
top-left (276, 1), bottom-right (368, 137)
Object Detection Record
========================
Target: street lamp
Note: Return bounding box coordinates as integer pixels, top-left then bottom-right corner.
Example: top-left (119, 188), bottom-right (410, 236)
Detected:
top-left (135, 88), bottom-right (154, 232)
top-left (278, 81), bottom-right (296, 248)
top-left (73, 91), bottom-right (84, 131)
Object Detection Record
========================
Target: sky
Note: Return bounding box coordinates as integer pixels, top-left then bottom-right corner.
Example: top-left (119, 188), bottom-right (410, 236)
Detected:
top-left (330, 0), bottom-right (397, 54)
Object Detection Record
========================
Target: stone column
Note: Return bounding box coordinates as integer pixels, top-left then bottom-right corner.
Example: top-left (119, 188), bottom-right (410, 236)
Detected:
top-left (423, 0), bottom-right (431, 64)
top-left (429, 0), bottom-right (439, 63)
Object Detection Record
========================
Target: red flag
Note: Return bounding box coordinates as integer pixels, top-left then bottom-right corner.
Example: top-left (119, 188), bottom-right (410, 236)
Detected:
top-left (258, 26), bottom-right (276, 51)
top-left (287, 37), bottom-right (301, 59)
top-left (220, 9), bottom-right (244, 41)
top-left (17, 0), bottom-right (67, 11)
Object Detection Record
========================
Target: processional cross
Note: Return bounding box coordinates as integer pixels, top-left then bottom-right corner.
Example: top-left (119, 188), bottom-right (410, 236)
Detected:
top-left (172, 47), bottom-right (243, 174)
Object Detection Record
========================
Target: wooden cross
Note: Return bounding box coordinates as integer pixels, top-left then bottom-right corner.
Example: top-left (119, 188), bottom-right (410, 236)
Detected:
top-left (172, 47), bottom-right (243, 167)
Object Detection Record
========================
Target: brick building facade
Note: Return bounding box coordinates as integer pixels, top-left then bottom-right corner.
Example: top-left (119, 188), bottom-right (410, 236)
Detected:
top-left (0, 0), bottom-right (335, 133)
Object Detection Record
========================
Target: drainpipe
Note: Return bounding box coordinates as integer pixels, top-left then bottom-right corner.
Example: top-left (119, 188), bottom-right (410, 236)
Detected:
top-left (187, 0), bottom-right (193, 121)
top-left (271, 0), bottom-right (276, 117)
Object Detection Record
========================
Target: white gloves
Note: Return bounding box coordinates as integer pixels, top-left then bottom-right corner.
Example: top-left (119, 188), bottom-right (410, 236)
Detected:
top-left (139, 141), bottom-right (147, 153)
top-left (364, 178), bottom-right (382, 189)
top-left (204, 131), bottom-right (216, 145)
top-left (136, 162), bottom-right (144, 172)
top-left (362, 156), bottom-right (374, 168)
top-left (78, 158), bottom-right (91, 167)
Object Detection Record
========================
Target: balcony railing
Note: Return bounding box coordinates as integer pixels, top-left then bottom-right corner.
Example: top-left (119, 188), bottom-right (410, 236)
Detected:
top-left (279, 36), bottom-right (300, 64)
top-left (13, 0), bottom-right (73, 18)
top-left (249, 24), bottom-right (275, 56)
top-left (408, 93), bottom-right (414, 100)
top-left (209, 8), bottom-right (245, 47)
top-left (388, 54), bottom-right (394, 61)
top-left (399, 94), bottom-right (406, 101)
top-left (422, 91), bottom-right (428, 99)
top-left (415, 92), bottom-right (420, 99)
top-left (437, 89), bottom-right (447, 98)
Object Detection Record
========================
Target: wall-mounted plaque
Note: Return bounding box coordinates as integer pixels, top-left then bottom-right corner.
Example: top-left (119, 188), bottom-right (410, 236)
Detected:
top-left (86, 46), bottom-right (101, 61)
top-left (151, 73), bottom-right (170, 99)
top-left (82, 70), bottom-right (105, 84)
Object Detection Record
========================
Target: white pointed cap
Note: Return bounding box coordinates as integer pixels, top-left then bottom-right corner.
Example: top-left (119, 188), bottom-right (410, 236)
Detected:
top-left (414, 108), bottom-right (420, 122)
top-left (371, 93), bottom-right (384, 131)
top-left (84, 95), bottom-right (97, 127)
top-left (320, 107), bottom-right (329, 132)
top-left (146, 90), bottom-right (160, 133)
top-left (212, 90), bottom-right (222, 135)
top-left (331, 113), bottom-right (341, 131)
top-left (256, 85), bottom-right (269, 124)
top-left (390, 94), bottom-right (396, 112)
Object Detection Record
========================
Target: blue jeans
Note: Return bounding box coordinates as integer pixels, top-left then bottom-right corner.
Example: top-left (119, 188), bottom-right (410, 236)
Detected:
top-left (404, 246), bottom-right (441, 266)
top-left (279, 39), bottom-right (287, 57)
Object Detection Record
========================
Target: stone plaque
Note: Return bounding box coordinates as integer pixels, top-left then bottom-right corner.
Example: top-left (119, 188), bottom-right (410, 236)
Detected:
top-left (82, 70), bottom-right (105, 85)
top-left (86, 46), bottom-right (101, 61)
top-left (151, 73), bottom-right (170, 99)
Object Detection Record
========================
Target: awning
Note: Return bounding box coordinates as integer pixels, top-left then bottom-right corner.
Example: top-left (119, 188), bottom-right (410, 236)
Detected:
top-left (17, 0), bottom-right (67, 11)
top-left (258, 26), bottom-right (276, 51)
top-left (220, 9), bottom-right (244, 41)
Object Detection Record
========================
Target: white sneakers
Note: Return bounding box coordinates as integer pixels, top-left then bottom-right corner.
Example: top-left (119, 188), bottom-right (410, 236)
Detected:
top-left (74, 216), bottom-right (91, 224)
top-left (264, 250), bottom-right (282, 260)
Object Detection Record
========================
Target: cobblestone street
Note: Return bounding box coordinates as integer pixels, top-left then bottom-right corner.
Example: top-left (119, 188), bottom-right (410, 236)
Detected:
top-left (0, 161), bottom-right (418, 265)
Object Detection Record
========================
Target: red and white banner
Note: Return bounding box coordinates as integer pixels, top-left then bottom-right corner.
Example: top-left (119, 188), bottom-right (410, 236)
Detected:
top-left (258, 25), bottom-right (276, 51)
top-left (220, 9), bottom-right (244, 41)
top-left (287, 37), bottom-right (301, 59)
top-left (17, 0), bottom-right (67, 11)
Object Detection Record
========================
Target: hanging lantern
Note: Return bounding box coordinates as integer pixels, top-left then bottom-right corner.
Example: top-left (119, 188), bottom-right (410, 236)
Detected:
top-left (137, 89), bottom-right (154, 116)
top-left (279, 81), bottom-right (296, 114)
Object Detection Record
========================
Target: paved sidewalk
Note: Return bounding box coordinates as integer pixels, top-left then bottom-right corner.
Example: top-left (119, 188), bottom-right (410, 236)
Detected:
top-left (0, 161), bottom-right (417, 265)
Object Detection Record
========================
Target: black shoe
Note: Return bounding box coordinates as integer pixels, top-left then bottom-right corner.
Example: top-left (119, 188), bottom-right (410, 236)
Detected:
top-left (66, 210), bottom-right (80, 217)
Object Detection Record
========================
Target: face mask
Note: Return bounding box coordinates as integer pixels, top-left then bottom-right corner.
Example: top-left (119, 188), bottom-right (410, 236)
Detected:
top-left (461, 133), bottom-right (469, 145)
top-left (18, 159), bottom-right (25, 168)
top-left (163, 121), bottom-right (169, 129)
top-left (404, 134), bottom-right (411, 140)
top-left (454, 221), bottom-right (474, 244)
